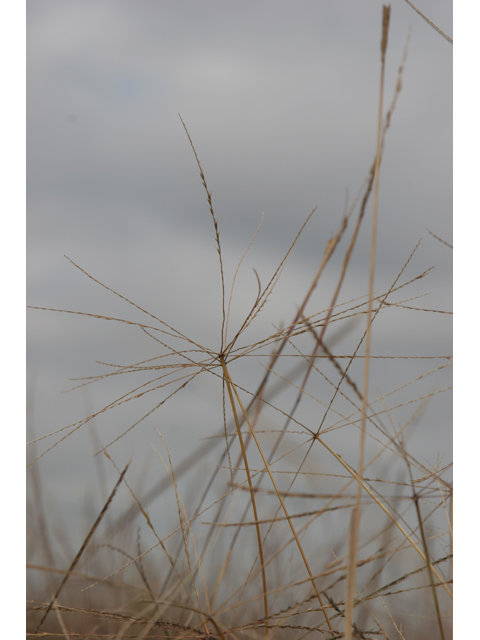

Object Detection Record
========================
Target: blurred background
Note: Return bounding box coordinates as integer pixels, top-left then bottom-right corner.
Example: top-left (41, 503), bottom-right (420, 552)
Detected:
top-left (27, 0), bottom-right (452, 561)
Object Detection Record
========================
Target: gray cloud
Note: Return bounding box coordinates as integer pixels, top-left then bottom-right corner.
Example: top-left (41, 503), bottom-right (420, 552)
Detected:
top-left (27, 0), bottom-right (452, 523)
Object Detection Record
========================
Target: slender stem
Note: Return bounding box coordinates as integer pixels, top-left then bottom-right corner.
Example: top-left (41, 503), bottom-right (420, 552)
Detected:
top-left (345, 7), bottom-right (391, 638)
top-left (220, 356), bottom-right (269, 638)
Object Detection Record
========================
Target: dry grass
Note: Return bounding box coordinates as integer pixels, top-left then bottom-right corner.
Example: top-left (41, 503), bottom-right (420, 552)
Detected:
top-left (27, 7), bottom-right (452, 639)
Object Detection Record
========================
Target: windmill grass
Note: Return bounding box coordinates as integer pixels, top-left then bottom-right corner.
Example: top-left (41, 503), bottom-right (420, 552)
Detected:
top-left (27, 7), bottom-right (452, 639)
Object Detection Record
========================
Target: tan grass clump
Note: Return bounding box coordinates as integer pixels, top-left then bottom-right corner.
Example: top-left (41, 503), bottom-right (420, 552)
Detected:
top-left (27, 6), bottom-right (452, 639)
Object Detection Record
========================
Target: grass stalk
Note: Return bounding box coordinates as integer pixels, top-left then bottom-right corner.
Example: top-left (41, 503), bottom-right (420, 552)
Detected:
top-left (219, 356), bottom-right (270, 638)
top-left (344, 6), bottom-right (391, 638)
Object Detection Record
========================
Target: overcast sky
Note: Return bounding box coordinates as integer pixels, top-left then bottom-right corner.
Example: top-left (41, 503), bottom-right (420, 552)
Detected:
top-left (26, 1), bottom-right (452, 541)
